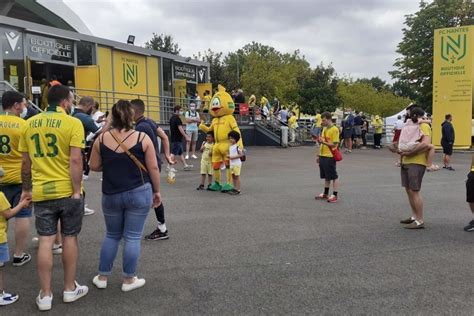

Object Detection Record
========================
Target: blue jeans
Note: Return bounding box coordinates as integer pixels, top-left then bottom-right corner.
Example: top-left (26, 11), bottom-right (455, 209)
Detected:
top-left (98, 183), bottom-right (152, 277)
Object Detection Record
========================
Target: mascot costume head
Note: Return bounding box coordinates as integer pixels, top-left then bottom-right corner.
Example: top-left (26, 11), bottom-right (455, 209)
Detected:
top-left (199, 85), bottom-right (243, 192)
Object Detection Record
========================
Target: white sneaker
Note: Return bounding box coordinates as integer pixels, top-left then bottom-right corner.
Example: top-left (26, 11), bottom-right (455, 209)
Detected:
top-left (36, 291), bottom-right (52, 311)
top-left (82, 174), bottom-right (89, 181)
top-left (0, 291), bottom-right (19, 306)
top-left (121, 277), bottom-right (146, 292)
top-left (191, 154), bottom-right (198, 159)
top-left (63, 281), bottom-right (88, 303)
top-left (185, 154), bottom-right (189, 160)
top-left (84, 206), bottom-right (95, 216)
top-left (52, 243), bottom-right (62, 255)
top-left (92, 275), bottom-right (107, 289)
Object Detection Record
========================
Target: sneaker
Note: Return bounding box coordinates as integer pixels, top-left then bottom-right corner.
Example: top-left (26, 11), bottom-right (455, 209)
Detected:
top-left (315, 193), bottom-right (328, 200)
top-left (446, 166), bottom-right (455, 171)
top-left (63, 281), bottom-right (88, 303)
top-left (227, 189), bottom-right (241, 195)
top-left (52, 244), bottom-right (62, 255)
top-left (36, 291), bottom-right (52, 311)
top-left (121, 277), bottom-right (146, 292)
top-left (185, 154), bottom-right (189, 160)
top-left (404, 221), bottom-right (424, 229)
top-left (400, 217), bottom-right (415, 224)
top-left (196, 184), bottom-right (205, 190)
top-left (84, 206), bottom-right (95, 216)
top-left (145, 228), bottom-right (169, 241)
top-left (184, 165), bottom-right (193, 171)
top-left (92, 275), bottom-right (107, 289)
top-left (12, 253), bottom-right (31, 267)
top-left (463, 219), bottom-right (474, 232)
top-left (82, 174), bottom-right (89, 181)
top-left (0, 291), bottom-right (19, 306)
top-left (191, 154), bottom-right (198, 159)
top-left (327, 195), bottom-right (338, 203)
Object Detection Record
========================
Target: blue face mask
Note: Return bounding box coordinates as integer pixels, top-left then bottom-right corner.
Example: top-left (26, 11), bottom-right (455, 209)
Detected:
top-left (20, 106), bottom-right (28, 119)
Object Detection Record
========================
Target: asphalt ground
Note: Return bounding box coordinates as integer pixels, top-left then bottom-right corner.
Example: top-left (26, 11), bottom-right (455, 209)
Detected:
top-left (5, 146), bottom-right (474, 315)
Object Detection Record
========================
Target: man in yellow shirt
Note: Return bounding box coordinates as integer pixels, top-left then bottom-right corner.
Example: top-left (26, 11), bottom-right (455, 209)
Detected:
top-left (371, 115), bottom-right (383, 149)
top-left (0, 91), bottom-right (32, 267)
top-left (464, 155), bottom-right (474, 232)
top-left (399, 106), bottom-right (432, 229)
top-left (288, 111), bottom-right (298, 142)
top-left (315, 112), bottom-right (340, 203)
top-left (19, 85), bottom-right (88, 311)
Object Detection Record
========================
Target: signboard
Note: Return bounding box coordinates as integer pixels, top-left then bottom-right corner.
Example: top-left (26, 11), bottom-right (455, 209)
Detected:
top-left (173, 62), bottom-right (196, 81)
top-left (433, 26), bottom-right (473, 149)
top-left (112, 50), bottom-right (147, 95)
top-left (25, 33), bottom-right (74, 64)
top-left (197, 67), bottom-right (207, 83)
top-left (0, 28), bottom-right (23, 59)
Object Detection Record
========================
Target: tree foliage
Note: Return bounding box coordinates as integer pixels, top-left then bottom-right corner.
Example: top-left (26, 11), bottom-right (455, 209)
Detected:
top-left (298, 64), bottom-right (339, 114)
top-left (145, 33), bottom-right (181, 55)
top-left (337, 81), bottom-right (411, 117)
top-left (390, 0), bottom-right (474, 112)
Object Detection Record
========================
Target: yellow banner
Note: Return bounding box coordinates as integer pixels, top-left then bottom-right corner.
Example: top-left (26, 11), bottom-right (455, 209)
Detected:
top-left (433, 26), bottom-right (473, 149)
top-left (113, 50), bottom-right (147, 98)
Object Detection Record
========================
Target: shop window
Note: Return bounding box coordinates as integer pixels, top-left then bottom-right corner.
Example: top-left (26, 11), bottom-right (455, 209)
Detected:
top-left (163, 58), bottom-right (172, 92)
top-left (77, 41), bottom-right (94, 65)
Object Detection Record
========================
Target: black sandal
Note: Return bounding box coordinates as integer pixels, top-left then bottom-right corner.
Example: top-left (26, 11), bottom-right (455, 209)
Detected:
top-left (196, 185), bottom-right (205, 190)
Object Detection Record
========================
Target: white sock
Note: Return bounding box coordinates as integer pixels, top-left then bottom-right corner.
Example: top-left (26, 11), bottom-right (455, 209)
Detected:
top-left (158, 223), bottom-right (167, 232)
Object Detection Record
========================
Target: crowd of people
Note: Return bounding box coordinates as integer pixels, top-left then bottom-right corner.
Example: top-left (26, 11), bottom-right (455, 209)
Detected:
top-left (0, 84), bottom-right (472, 312)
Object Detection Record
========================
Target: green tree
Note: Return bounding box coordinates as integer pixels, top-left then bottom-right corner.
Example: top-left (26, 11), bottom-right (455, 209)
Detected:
top-left (390, 0), bottom-right (474, 112)
top-left (356, 77), bottom-right (390, 91)
top-left (298, 64), bottom-right (339, 114)
top-left (145, 33), bottom-right (181, 55)
top-left (337, 81), bottom-right (410, 117)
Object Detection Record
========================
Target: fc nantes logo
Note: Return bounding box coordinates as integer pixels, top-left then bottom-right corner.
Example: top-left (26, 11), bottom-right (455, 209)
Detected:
top-left (441, 34), bottom-right (467, 64)
top-left (123, 62), bottom-right (138, 89)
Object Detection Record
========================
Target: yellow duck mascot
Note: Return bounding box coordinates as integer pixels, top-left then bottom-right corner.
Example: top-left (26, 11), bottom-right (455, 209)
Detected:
top-left (199, 85), bottom-right (243, 192)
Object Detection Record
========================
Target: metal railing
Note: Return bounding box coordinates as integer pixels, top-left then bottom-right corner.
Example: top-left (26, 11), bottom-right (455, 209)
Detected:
top-left (0, 81), bottom-right (43, 113)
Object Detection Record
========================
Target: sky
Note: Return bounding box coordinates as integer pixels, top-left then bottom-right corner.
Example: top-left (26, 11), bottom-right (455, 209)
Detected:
top-left (61, 0), bottom-right (423, 82)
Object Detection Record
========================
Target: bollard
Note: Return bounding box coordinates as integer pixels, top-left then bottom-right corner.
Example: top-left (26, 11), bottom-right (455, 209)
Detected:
top-left (281, 126), bottom-right (289, 148)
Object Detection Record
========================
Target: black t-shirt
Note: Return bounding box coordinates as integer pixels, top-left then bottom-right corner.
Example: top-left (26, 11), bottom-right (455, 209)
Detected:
top-left (169, 114), bottom-right (183, 143)
top-left (354, 116), bottom-right (364, 126)
top-left (135, 116), bottom-right (162, 165)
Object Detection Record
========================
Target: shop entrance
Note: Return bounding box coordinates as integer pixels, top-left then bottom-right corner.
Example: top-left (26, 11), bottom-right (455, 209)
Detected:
top-left (28, 60), bottom-right (74, 109)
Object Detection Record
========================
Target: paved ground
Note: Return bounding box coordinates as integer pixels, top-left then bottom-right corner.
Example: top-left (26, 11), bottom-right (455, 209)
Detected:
top-left (5, 146), bottom-right (474, 315)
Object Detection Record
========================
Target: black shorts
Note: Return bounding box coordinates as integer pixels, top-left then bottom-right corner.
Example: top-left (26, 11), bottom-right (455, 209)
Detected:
top-left (467, 171), bottom-right (474, 203)
top-left (34, 197), bottom-right (84, 236)
top-left (401, 164), bottom-right (426, 191)
top-left (171, 142), bottom-right (184, 156)
top-left (319, 156), bottom-right (338, 180)
top-left (441, 141), bottom-right (453, 156)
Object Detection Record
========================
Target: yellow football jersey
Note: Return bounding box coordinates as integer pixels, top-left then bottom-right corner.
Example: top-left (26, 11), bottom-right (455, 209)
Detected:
top-left (0, 113), bottom-right (26, 184)
top-left (18, 107), bottom-right (85, 202)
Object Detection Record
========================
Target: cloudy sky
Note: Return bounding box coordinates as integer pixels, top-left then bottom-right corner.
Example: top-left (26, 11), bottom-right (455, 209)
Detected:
top-left (61, 0), bottom-right (422, 82)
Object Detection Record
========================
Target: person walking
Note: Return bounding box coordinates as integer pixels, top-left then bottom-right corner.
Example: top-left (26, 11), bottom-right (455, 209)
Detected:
top-left (170, 106), bottom-right (192, 170)
top-left (399, 107), bottom-right (432, 229)
top-left (288, 111), bottom-right (298, 143)
top-left (342, 112), bottom-right (354, 153)
top-left (89, 100), bottom-right (161, 292)
top-left (372, 115), bottom-right (383, 149)
top-left (0, 91), bottom-right (32, 267)
top-left (131, 99), bottom-right (173, 241)
top-left (441, 114), bottom-right (455, 171)
top-left (19, 85), bottom-right (88, 311)
top-left (353, 111), bottom-right (364, 148)
top-left (315, 112), bottom-right (340, 203)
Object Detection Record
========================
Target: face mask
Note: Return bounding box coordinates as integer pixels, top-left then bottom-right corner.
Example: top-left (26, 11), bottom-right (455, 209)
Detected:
top-left (190, 107), bottom-right (196, 112)
top-left (179, 111), bottom-right (184, 115)
top-left (20, 106), bottom-right (28, 119)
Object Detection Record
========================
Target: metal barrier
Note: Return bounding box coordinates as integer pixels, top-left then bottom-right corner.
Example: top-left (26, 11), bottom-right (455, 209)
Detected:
top-left (0, 81), bottom-right (42, 113)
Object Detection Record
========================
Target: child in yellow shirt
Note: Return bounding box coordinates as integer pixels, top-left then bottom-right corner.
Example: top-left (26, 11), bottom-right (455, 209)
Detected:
top-left (0, 167), bottom-right (31, 306)
top-left (197, 132), bottom-right (214, 190)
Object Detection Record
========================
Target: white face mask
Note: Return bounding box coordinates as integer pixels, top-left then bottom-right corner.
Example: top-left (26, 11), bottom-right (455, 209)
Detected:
top-left (190, 107), bottom-right (196, 112)
top-left (179, 111), bottom-right (184, 115)
top-left (20, 106), bottom-right (28, 119)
